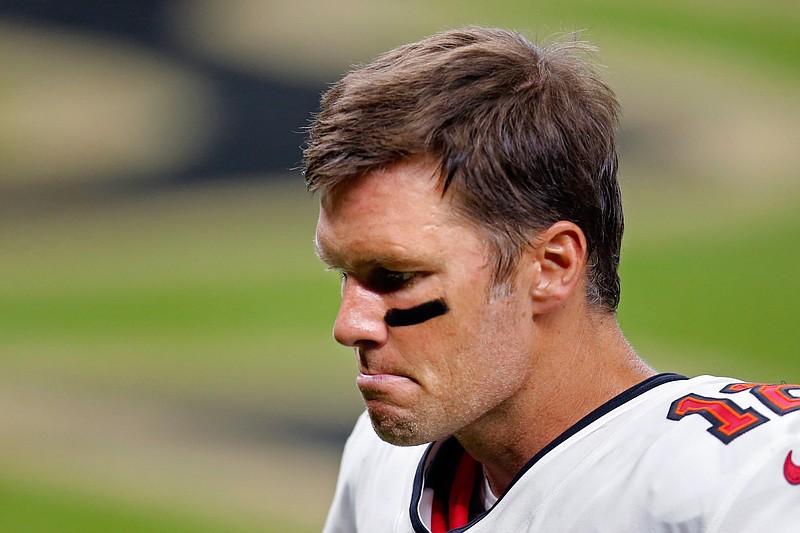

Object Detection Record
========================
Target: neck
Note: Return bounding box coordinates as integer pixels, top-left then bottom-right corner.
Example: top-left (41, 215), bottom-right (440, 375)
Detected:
top-left (454, 307), bottom-right (654, 497)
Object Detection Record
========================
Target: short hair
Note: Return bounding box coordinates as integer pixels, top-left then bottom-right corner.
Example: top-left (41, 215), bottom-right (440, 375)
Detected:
top-left (303, 27), bottom-right (624, 311)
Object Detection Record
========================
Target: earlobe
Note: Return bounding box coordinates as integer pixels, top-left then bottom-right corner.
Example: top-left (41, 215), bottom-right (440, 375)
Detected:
top-left (530, 221), bottom-right (587, 313)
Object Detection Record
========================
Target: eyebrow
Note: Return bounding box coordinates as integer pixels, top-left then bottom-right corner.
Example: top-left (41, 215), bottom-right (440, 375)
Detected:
top-left (314, 238), bottom-right (430, 273)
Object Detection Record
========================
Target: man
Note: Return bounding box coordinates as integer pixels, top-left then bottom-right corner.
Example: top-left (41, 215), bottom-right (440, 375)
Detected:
top-left (303, 27), bottom-right (800, 532)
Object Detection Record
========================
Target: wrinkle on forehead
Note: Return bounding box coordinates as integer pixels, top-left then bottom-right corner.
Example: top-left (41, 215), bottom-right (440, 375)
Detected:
top-left (319, 157), bottom-right (445, 212)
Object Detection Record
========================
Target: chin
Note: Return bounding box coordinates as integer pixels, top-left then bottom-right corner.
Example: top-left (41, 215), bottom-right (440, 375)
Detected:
top-left (366, 408), bottom-right (438, 447)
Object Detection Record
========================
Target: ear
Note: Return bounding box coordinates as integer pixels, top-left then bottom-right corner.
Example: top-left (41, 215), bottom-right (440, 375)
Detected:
top-left (529, 221), bottom-right (588, 314)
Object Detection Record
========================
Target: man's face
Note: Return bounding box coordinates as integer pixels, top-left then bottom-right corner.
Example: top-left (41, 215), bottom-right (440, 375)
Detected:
top-left (315, 159), bottom-right (536, 446)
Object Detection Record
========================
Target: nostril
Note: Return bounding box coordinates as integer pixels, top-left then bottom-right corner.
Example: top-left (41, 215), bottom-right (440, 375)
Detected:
top-left (333, 311), bottom-right (386, 347)
top-left (333, 290), bottom-right (388, 348)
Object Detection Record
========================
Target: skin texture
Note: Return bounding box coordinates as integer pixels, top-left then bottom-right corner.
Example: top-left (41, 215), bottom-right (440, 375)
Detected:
top-left (314, 158), bottom-right (654, 495)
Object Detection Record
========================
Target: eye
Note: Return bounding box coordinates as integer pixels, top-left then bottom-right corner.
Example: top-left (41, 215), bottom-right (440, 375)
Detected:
top-left (366, 268), bottom-right (416, 293)
top-left (338, 271), bottom-right (349, 295)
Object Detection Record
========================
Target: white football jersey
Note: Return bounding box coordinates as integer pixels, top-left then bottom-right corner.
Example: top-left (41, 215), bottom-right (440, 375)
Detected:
top-left (322, 374), bottom-right (800, 532)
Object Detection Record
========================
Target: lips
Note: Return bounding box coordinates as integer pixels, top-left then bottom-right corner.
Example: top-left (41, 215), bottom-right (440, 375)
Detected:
top-left (357, 371), bottom-right (414, 386)
top-left (356, 346), bottom-right (419, 395)
top-left (356, 371), bottom-right (417, 398)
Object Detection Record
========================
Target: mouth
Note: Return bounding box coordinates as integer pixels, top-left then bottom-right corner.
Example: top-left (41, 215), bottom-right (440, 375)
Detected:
top-left (357, 370), bottom-right (415, 385)
top-left (356, 371), bottom-right (418, 399)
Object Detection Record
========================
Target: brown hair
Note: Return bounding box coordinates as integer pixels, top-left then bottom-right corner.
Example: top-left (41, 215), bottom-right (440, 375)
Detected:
top-left (303, 27), bottom-right (624, 311)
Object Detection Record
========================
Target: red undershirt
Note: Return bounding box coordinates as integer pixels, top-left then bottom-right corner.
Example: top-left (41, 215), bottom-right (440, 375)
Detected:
top-left (430, 450), bottom-right (481, 533)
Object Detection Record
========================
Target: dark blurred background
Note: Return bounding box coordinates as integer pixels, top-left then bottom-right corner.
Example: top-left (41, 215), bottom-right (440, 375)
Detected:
top-left (1, 1), bottom-right (798, 532)
top-left (0, 0), bottom-right (324, 194)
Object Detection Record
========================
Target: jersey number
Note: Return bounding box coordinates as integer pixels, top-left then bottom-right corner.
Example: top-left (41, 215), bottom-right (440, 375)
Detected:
top-left (667, 383), bottom-right (800, 444)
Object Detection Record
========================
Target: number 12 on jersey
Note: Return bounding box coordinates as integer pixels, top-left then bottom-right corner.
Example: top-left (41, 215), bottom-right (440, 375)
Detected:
top-left (667, 383), bottom-right (800, 444)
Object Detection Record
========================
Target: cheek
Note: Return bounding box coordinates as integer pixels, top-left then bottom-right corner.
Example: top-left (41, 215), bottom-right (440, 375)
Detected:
top-left (385, 319), bottom-right (464, 389)
top-left (433, 310), bottom-right (518, 383)
top-left (463, 299), bottom-right (533, 374)
top-left (391, 293), bottom-right (531, 381)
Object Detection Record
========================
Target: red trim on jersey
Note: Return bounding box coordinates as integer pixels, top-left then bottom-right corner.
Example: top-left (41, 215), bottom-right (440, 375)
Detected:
top-left (430, 450), bottom-right (480, 533)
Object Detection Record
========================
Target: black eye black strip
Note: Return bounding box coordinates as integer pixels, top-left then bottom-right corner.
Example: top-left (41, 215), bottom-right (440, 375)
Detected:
top-left (384, 298), bottom-right (449, 327)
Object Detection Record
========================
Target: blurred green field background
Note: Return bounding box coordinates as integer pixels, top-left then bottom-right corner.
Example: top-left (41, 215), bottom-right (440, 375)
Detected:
top-left (1, 1), bottom-right (799, 532)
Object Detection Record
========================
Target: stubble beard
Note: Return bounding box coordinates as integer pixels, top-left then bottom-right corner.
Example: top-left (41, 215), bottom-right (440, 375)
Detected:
top-left (366, 346), bottom-right (529, 448)
top-left (367, 409), bottom-right (428, 446)
top-left (366, 398), bottom-right (477, 447)
top-left (366, 290), bottom-right (532, 447)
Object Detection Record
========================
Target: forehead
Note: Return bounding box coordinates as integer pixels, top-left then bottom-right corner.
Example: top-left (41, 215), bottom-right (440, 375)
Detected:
top-left (314, 159), bottom-right (475, 269)
top-left (321, 156), bottom-right (442, 207)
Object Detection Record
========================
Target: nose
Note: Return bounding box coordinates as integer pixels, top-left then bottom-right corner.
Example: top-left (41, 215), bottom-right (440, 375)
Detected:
top-left (333, 279), bottom-right (389, 348)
